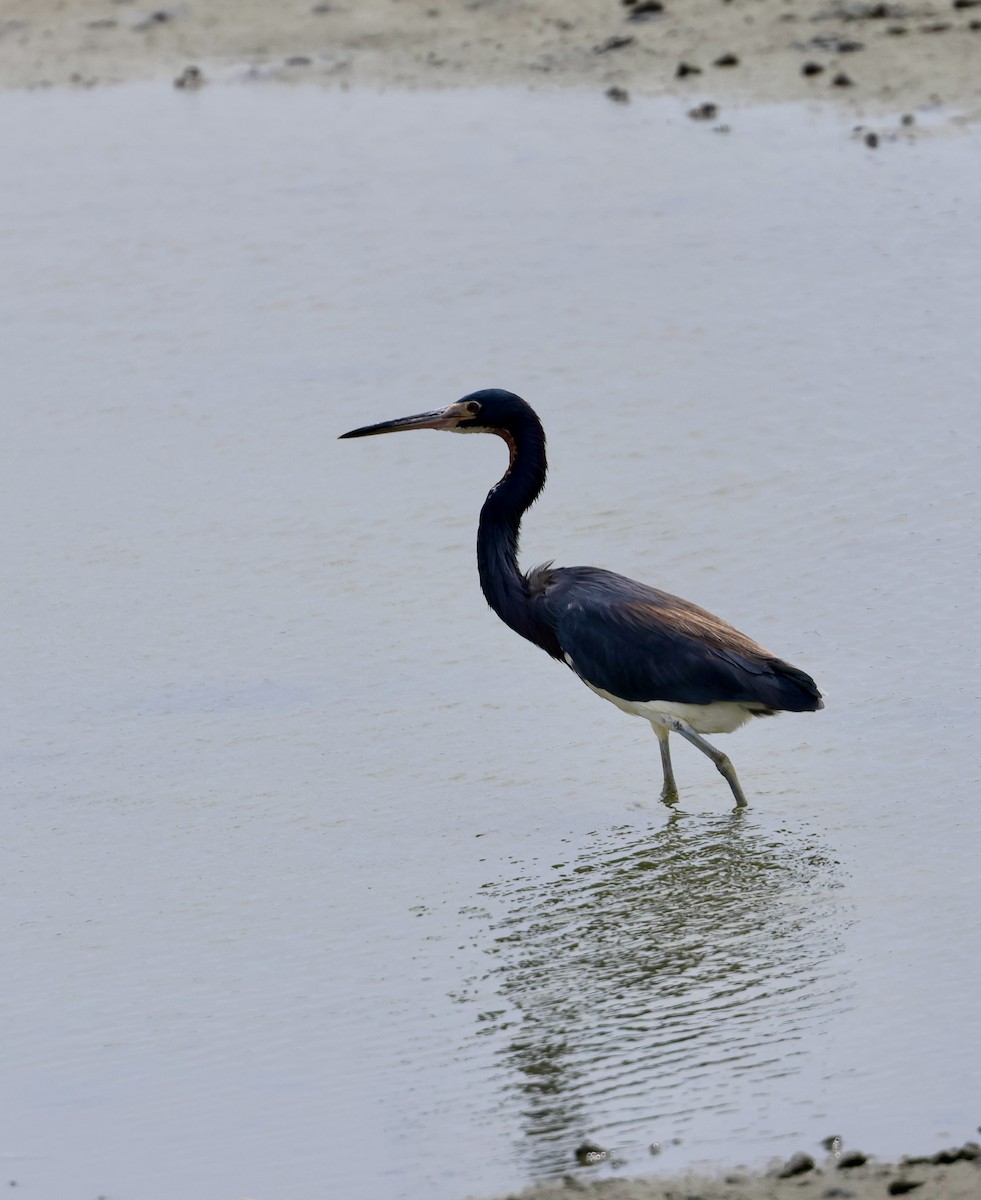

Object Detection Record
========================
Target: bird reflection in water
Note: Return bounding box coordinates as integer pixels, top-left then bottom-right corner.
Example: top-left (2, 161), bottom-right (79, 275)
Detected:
top-left (455, 815), bottom-right (847, 1179)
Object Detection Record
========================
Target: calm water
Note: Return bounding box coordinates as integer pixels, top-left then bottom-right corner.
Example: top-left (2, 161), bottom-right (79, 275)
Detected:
top-left (2, 85), bottom-right (979, 1200)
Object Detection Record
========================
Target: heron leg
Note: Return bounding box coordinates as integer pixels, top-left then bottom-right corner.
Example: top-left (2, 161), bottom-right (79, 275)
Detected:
top-left (652, 725), bottom-right (680, 806)
top-left (668, 718), bottom-right (748, 808)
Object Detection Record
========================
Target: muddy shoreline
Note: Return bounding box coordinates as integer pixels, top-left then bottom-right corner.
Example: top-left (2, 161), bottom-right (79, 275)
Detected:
top-left (490, 1141), bottom-right (981, 1200)
top-left (1, 0), bottom-right (981, 121)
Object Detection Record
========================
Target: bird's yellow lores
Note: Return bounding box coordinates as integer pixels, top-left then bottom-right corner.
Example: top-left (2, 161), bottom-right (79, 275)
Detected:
top-left (340, 389), bottom-right (822, 808)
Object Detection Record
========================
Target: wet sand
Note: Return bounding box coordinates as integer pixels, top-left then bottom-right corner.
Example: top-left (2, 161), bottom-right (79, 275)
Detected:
top-left (495, 1144), bottom-right (981, 1200)
top-left (1, 0), bottom-right (981, 119)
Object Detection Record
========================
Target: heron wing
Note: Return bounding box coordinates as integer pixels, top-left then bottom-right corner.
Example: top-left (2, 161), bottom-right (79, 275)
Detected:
top-left (531, 565), bottom-right (819, 710)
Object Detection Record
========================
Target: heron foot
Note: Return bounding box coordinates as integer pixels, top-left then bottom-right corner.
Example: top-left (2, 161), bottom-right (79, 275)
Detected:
top-left (659, 785), bottom-right (680, 808)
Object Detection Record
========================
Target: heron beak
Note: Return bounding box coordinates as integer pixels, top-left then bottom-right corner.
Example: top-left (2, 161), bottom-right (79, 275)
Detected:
top-left (339, 402), bottom-right (471, 440)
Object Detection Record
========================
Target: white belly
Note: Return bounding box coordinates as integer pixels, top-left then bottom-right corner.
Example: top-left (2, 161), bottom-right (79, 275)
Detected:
top-left (582, 681), bottom-right (756, 735)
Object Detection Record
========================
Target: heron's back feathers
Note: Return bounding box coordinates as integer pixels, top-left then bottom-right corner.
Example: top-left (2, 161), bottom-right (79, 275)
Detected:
top-left (527, 564), bottom-right (822, 713)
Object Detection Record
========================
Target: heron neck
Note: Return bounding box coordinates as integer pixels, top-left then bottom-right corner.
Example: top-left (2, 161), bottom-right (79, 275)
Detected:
top-left (476, 415), bottom-right (553, 653)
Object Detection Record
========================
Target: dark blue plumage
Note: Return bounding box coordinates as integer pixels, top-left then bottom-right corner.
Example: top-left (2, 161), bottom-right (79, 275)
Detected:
top-left (340, 388), bottom-right (822, 807)
top-left (530, 565), bottom-right (821, 711)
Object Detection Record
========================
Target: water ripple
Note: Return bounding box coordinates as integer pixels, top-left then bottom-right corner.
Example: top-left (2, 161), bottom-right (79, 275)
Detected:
top-left (455, 814), bottom-right (850, 1179)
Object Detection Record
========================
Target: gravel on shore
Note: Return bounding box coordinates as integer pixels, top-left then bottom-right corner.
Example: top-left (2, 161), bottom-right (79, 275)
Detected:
top-left (482, 1141), bottom-right (981, 1200)
top-left (2, 0), bottom-right (981, 120)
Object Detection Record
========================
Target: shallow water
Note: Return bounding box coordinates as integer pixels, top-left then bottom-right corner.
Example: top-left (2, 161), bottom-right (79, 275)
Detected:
top-left (2, 85), bottom-right (979, 1200)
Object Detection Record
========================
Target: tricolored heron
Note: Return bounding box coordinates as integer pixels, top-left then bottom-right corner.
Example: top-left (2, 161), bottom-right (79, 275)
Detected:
top-left (340, 389), bottom-right (822, 807)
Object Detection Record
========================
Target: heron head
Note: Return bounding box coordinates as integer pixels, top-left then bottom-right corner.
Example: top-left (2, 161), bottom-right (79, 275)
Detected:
top-left (338, 389), bottom-right (536, 441)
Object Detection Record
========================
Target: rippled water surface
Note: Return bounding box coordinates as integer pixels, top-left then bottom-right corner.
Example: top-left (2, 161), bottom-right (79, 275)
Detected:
top-left (2, 86), bottom-right (980, 1200)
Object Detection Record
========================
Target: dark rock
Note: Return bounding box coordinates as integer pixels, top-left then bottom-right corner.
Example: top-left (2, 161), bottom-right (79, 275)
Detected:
top-left (575, 1141), bottom-right (609, 1166)
top-left (779, 1153), bottom-right (816, 1178)
top-left (887, 1183), bottom-right (924, 1196)
top-left (173, 65), bottom-right (204, 88)
top-left (676, 61), bottom-right (702, 76)
top-left (605, 86), bottom-right (630, 103)
top-left (802, 61), bottom-right (825, 75)
top-left (838, 1151), bottom-right (868, 1167)
top-left (832, 71), bottom-right (854, 85)
top-left (916, 1142), bottom-right (981, 1163)
top-left (627, 0), bottom-right (665, 19)
top-left (688, 102), bottom-right (718, 120)
top-left (864, 131), bottom-right (879, 147)
top-left (713, 52), bottom-right (739, 66)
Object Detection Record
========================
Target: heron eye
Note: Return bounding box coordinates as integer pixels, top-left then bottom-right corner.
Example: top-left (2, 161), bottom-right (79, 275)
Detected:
top-left (465, 401), bottom-right (481, 415)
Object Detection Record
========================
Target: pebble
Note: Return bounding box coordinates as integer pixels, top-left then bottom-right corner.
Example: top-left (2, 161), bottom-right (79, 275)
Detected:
top-left (594, 35), bottom-right (635, 53)
top-left (778, 1152), bottom-right (816, 1178)
top-left (903, 1141), bottom-right (981, 1165)
top-left (626, 0), bottom-right (666, 19)
top-left (575, 1141), bottom-right (609, 1166)
top-left (173, 65), bottom-right (204, 89)
top-left (134, 10), bottom-right (172, 31)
